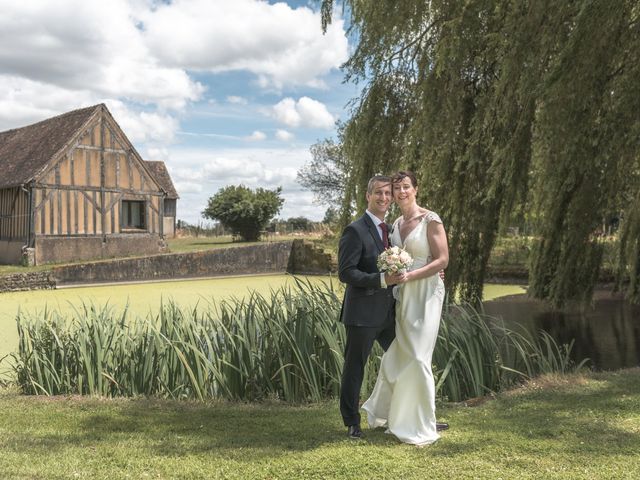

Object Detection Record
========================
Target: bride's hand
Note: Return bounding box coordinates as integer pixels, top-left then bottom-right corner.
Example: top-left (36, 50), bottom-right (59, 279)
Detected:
top-left (395, 271), bottom-right (410, 283)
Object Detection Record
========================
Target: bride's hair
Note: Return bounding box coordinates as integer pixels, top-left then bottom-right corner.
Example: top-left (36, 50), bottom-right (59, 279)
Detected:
top-left (391, 170), bottom-right (418, 188)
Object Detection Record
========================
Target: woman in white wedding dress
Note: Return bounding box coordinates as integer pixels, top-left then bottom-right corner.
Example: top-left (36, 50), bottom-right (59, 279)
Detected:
top-left (362, 170), bottom-right (449, 446)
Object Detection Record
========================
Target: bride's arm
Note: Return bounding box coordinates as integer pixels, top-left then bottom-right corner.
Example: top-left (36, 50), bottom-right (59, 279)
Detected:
top-left (401, 221), bottom-right (449, 282)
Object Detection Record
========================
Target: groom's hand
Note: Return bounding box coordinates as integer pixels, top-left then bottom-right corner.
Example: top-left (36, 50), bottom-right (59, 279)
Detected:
top-left (384, 272), bottom-right (403, 286)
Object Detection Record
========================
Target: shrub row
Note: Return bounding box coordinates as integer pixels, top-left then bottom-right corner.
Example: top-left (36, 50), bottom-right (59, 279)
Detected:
top-left (10, 278), bottom-right (587, 402)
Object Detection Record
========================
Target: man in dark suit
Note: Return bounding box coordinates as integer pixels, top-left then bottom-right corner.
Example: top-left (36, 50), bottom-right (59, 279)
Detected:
top-left (338, 175), bottom-right (400, 439)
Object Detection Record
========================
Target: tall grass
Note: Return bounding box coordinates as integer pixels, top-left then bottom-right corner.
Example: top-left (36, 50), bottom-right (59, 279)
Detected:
top-left (9, 279), bottom-right (587, 402)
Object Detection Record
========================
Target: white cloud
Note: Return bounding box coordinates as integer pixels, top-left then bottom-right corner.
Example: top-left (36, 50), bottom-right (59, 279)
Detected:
top-left (163, 146), bottom-right (324, 223)
top-left (107, 100), bottom-right (180, 145)
top-left (0, 0), bottom-right (204, 111)
top-left (173, 181), bottom-right (203, 194)
top-left (272, 96), bottom-right (335, 129)
top-left (140, 0), bottom-right (348, 89)
top-left (245, 130), bottom-right (267, 142)
top-left (144, 147), bottom-right (170, 162)
top-left (0, 78), bottom-right (182, 145)
top-left (275, 129), bottom-right (294, 141)
top-left (227, 95), bottom-right (248, 105)
top-left (0, 75), bottom-right (95, 130)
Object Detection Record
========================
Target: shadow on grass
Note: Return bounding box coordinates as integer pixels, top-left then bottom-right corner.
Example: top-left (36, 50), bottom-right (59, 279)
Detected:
top-left (2, 369), bottom-right (640, 464)
top-left (188, 241), bottom-right (237, 246)
top-left (423, 369), bottom-right (640, 467)
top-left (1, 397), bottom-right (347, 459)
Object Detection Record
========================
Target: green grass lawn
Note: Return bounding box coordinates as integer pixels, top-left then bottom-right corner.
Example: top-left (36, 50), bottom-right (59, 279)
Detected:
top-left (166, 235), bottom-right (259, 253)
top-left (1, 368), bottom-right (638, 479)
top-left (166, 234), bottom-right (318, 253)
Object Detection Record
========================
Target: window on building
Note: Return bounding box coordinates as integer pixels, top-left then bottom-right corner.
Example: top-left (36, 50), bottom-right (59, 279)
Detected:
top-left (122, 200), bottom-right (146, 230)
top-left (164, 199), bottom-right (176, 216)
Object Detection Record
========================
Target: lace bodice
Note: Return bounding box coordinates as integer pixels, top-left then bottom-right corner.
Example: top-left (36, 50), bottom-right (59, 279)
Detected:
top-left (390, 211), bottom-right (442, 269)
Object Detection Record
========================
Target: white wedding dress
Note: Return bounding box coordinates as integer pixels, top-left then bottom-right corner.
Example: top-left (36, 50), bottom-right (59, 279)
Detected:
top-left (362, 211), bottom-right (445, 446)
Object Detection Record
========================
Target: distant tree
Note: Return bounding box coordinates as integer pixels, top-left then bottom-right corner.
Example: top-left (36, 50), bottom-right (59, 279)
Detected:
top-left (297, 125), bottom-right (351, 207)
top-left (322, 206), bottom-right (339, 227)
top-left (287, 216), bottom-right (313, 232)
top-left (298, 124), bottom-right (360, 232)
top-left (202, 185), bottom-right (284, 241)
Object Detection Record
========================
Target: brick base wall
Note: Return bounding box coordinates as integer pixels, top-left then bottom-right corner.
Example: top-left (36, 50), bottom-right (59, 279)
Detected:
top-left (0, 240), bottom-right (335, 292)
top-left (52, 241), bottom-right (296, 286)
top-left (35, 234), bottom-right (165, 265)
top-left (0, 240), bottom-right (25, 265)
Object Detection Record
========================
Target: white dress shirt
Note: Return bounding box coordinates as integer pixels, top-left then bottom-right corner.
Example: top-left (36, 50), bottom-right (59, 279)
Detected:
top-left (365, 210), bottom-right (388, 288)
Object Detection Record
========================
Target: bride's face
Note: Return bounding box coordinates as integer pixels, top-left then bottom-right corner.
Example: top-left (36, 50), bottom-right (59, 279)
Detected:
top-left (393, 178), bottom-right (417, 207)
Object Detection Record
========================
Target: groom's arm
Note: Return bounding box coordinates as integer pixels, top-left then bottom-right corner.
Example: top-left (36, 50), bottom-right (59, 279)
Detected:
top-left (338, 225), bottom-right (382, 288)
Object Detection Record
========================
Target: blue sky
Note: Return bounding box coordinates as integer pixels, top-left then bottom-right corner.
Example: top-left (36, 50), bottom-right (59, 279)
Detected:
top-left (0, 0), bottom-right (358, 223)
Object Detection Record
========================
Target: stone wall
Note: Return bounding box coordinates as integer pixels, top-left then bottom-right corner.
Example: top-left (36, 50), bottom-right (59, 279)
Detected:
top-left (288, 239), bottom-right (337, 275)
top-left (35, 234), bottom-right (165, 265)
top-left (52, 241), bottom-right (296, 286)
top-left (0, 271), bottom-right (56, 292)
top-left (0, 240), bottom-right (335, 291)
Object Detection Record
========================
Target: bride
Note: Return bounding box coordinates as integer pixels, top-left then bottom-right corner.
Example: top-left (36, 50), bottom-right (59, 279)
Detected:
top-left (362, 170), bottom-right (449, 446)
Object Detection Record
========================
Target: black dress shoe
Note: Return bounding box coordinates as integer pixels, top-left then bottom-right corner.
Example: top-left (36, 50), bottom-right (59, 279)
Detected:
top-left (347, 424), bottom-right (364, 439)
top-left (436, 422), bottom-right (449, 432)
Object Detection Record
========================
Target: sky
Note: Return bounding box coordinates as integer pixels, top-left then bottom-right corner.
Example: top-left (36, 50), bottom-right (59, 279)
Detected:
top-left (0, 0), bottom-right (358, 223)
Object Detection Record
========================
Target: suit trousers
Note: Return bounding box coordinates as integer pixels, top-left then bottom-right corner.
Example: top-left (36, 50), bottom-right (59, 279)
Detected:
top-left (340, 317), bottom-right (396, 427)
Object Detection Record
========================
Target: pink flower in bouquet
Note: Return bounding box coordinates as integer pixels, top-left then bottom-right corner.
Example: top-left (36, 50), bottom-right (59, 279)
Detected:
top-left (377, 246), bottom-right (413, 274)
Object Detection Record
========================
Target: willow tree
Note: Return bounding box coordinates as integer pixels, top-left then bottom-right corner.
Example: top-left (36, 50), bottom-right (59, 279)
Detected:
top-left (322, 0), bottom-right (640, 305)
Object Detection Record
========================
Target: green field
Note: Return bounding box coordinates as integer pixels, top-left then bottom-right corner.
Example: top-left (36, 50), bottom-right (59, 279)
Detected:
top-left (0, 276), bottom-right (525, 365)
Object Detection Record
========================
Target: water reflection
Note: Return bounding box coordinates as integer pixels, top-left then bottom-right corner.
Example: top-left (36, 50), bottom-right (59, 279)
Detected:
top-left (483, 292), bottom-right (640, 371)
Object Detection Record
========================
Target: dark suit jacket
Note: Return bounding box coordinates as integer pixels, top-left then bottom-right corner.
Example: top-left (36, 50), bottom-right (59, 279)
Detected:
top-left (338, 213), bottom-right (395, 327)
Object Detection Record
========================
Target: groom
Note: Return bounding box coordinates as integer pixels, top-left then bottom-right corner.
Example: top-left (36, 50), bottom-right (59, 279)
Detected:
top-left (338, 175), bottom-right (400, 439)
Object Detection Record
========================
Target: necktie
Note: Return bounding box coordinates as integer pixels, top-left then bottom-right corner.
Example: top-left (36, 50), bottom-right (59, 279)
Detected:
top-left (379, 222), bottom-right (389, 249)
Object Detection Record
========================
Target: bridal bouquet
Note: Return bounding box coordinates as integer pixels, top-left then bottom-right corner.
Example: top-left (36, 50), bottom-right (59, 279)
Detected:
top-left (377, 246), bottom-right (413, 274)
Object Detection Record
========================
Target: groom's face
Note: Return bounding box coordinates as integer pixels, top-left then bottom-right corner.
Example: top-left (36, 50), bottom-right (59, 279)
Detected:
top-left (366, 181), bottom-right (393, 218)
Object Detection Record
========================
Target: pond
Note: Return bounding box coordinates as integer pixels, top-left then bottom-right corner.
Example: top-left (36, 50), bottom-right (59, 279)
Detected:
top-left (484, 291), bottom-right (640, 371)
top-left (0, 275), bottom-right (526, 362)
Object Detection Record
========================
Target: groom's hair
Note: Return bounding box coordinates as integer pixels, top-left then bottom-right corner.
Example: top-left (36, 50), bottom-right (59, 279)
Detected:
top-left (367, 175), bottom-right (392, 193)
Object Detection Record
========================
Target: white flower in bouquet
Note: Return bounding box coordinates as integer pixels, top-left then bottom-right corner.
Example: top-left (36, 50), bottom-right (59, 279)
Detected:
top-left (377, 246), bottom-right (414, 274)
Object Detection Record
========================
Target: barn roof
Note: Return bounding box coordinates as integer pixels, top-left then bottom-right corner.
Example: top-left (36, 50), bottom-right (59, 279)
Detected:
top-left (0, 104), bottom-right (101, 188)
top-left (145, 161), bottom-right (179, 199)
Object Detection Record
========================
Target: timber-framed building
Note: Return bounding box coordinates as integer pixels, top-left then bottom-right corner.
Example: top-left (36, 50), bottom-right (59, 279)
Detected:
top-left (0, 104), bottom-right (178, 265)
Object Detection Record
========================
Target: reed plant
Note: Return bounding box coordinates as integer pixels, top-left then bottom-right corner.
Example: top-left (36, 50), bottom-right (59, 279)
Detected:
top-left (10, 278), bottom-right (587, 402)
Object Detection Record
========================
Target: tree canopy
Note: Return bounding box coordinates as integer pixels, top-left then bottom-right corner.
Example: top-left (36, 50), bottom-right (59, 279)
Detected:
top-left (202, 185), bottom-right (284, 241)
top-left (322, 0), bottom-right (640, 305)
top-left (297, 124), bottom-right (354, 226)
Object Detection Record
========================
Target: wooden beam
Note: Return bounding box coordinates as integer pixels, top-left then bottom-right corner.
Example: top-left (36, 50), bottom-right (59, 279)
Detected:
top-left (103, 192), bottom-right (123, 215)
top-left (70, 152), bottom-right (75, 186)
top-left (32, 183), bottom-right (163, 197)
top-left (79, 190), bottom-right (101, 212)
top-left (34, 189), bottom-right (54, 213)
top-left (100, 115), bottom-right (106, 240)
top-left (75, 144), bottom-right (128, 154)
top-left (57, 189), bottom-right (62, 234)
